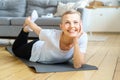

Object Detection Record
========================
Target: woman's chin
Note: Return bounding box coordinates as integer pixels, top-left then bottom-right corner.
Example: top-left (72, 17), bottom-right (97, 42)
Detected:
top-left (65, 31), bottom-right (78, 37)
top-left (68, 34), bottom-right (77, 38)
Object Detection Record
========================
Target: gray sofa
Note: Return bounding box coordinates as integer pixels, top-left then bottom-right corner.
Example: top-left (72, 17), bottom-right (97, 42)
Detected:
top-left (0, 0), bottom-right (83, 38)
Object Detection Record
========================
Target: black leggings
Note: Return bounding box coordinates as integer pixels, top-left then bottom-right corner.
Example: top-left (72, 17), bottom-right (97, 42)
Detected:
top-left (12, 29), bottom-right (38, 60)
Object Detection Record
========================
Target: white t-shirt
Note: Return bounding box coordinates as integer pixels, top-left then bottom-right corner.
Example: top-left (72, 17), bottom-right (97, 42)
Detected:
top-left (30, 29), bottom-right (88, 64)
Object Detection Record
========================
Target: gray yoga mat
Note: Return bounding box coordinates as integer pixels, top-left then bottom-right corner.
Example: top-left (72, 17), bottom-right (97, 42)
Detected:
top-left (6, 46), bottom-right (98, 73)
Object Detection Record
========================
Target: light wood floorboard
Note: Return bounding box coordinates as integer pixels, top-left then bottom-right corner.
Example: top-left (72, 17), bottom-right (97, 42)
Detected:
top-left (0, 32), bottom-right (120, 80)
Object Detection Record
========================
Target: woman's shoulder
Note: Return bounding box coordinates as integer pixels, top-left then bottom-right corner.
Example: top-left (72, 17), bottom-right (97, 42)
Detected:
top-left (42, 29), bottom-right (60, 33)
top-left (40, 29), bottom-right (61, 37)
top-left (79, 32), bottom-right (88, 41)
top-left (81, 32), bottom-right (88, 37)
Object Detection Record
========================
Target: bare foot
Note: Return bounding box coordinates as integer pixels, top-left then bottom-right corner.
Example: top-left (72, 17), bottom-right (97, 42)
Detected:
top-left (23, 26), bottom-right (29, 33)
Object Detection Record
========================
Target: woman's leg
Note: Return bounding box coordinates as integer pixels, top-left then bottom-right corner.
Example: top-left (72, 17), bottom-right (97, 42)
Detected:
top-left (12, 28), bottom-right (29, 51)
top-left (12, 29), bottom-right (38, 60)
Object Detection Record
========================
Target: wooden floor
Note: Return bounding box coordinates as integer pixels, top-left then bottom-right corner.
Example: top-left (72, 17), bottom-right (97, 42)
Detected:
top-left (0, 33), bottom-right (120, 80)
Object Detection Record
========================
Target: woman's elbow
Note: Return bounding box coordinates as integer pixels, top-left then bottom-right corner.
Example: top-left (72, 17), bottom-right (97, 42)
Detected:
top-left (74, 62), bottom-right (85, 69)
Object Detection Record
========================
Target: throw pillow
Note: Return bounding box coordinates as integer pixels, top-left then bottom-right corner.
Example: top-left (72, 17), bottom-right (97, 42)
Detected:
top-left (54, 2), bottom-right (75, 17)
top-left (54, 0), bottom-right (89, 17)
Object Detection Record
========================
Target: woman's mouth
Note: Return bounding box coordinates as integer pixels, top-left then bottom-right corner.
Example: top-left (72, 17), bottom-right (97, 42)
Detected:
top-left (67, 29), bottom-right (77, 33)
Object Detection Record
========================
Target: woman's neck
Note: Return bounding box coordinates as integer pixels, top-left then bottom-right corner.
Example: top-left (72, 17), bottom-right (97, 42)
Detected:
top-left (60, 32), bottom-right (74, 51)
top-left (60, 32), bottom-right (73, 45)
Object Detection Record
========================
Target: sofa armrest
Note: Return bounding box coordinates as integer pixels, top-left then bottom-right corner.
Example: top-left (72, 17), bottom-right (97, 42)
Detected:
top-left (77, 8), bottom-right (84, 19)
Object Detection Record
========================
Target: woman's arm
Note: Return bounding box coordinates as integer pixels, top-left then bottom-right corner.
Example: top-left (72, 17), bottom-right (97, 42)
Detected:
top-left (24, 17), bottom-right (42, 36)
top-left (73, 38), bottom-right (85, 69)
top-left (73, 22), bottom-right (85, 69)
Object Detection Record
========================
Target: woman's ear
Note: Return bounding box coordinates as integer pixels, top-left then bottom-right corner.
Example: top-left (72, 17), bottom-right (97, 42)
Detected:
top-left (79, 21), bottom-right (83, 28)
top-left (79, 21), bottom-right (84, 33)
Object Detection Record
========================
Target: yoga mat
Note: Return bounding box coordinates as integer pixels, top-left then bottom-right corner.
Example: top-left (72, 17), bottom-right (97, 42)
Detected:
top-left (6, 46), bottom-right (98, 73)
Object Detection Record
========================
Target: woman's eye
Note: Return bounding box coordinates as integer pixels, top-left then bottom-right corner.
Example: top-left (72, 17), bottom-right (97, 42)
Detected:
top-left (74, 21), bottom-right (78, 24)
top-left (65, 22), bottom-right (70, 24)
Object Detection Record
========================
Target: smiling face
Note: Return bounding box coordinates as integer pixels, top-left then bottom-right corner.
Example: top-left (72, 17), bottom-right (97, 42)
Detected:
top-left (60, 11), bottom-right (81, 38)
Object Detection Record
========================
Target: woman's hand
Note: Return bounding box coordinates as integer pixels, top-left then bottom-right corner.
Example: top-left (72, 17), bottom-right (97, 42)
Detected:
top-left (78, 22), bottom-right (84, 38)
top-left (73, 22), bottom-right (83, 44)
top-left (72, 22), bottom-right (85, 69)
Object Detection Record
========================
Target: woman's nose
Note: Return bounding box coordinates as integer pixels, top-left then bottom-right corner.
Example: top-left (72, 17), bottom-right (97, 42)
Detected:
top-left (70, 23), bottom-right (74, 28)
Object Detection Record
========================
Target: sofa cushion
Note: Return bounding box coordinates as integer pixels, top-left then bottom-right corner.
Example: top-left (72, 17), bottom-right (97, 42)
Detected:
top-left (0, 0), bottom-right (26, 17)
top-left (10, 17), bottom-right (25, 26)
top-left (0, 17), bottom-right (10, 25)
top-left (48, 0), bottom-right (79, 6)
top-left (25, 0), bottom-right (81, 17)
top-left (10, 17), bottom-right (61, 26)
top-left (36, 17), bottom-right (61, 26)
top-left (26, 7), bottom-right (56, 17)
top-left (26, 0), bottom-right (57, 17)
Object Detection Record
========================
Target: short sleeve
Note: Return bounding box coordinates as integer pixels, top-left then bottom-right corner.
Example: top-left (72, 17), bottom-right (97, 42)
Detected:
top-left (39, 29), bottom-right (53, 41)
top-left (79, 32), bottom-right (88, 53)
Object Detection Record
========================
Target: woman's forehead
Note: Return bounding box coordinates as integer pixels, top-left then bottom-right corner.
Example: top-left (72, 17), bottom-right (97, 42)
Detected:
top-left (62, 14), bottom-right (80, 21)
